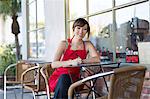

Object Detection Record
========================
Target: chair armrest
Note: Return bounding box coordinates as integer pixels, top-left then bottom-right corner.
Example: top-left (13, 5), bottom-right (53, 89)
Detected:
top-left (4, 63), bottom-right (17, 77)
top-left (40, 64), bottom-right (51, 99)
top-left (68, 71), bottom-right (114, 99)
top-left (82, 71), bottom-right (114, 82)
top-left (4, 63), bottom-right (17, 84)
top-left (82, 67), bottom-right (95, 76)
top-left (21, 65), bottom-right (41, 84)
top-left (40, 64), bottom-right (49, 88)
top-left (4, 63), bottom-right (17, 88)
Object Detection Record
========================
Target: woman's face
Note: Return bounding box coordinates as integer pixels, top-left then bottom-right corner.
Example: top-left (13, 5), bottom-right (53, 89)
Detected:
top-left (74, 24), bottom-right (88, 39)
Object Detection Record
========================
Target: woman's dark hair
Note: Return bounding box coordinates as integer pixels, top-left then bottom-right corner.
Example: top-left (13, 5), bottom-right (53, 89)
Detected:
top-left (72, 18), bottom-right (90, 38)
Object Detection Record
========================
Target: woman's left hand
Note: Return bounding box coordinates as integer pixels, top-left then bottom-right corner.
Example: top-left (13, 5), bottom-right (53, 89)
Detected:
top-left (70, 57), bottom-right (82, 66)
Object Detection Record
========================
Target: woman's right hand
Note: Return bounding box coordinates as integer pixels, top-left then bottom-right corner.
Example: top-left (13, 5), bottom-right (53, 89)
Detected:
top-left (62, 57), bottom-right (82, 67)
top-left (71, 57), bottom-right (82, 66)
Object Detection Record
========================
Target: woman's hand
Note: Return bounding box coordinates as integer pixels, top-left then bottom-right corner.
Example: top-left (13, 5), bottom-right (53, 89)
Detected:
top-left (71, 57), bottom-right (82, 66)
top-left (52, 57), bottom-right (83, 68)
top-left (62, 57), bottom-right (82, 67)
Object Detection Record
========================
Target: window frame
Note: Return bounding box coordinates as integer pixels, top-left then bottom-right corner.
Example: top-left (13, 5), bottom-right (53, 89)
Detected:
top-left (26, 0), bottom-right (45, 59)
top-left (65, 0), bottom-right (149, 61)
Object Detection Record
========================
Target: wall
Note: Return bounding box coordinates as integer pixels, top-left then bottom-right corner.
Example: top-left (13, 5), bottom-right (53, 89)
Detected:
top-left (44, 0), bottom-right (65, 61)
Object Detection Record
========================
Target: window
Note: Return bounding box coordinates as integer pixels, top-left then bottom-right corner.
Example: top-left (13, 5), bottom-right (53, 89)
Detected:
top-left (89, 12), bottom-right (112, 38)
top-left (66, 0), bottom-right (149, 62)
top-left (27, 0), bottom-right (45, 58)
top-left (69, 0), bottom-right (86, 19)
top-left (116, 2), bottom-right (149, 52)
top-left (89, 0), bottom-right (112, 14)
top-left (116, 0), bottom-right (138, 6)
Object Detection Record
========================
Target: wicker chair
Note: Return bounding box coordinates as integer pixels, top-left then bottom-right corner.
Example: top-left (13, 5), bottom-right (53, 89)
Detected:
top-left (40, 63), bottom-right (55, 99)
top-left (40, 63), bottom-right (107, 99)
top-left (4, 61), bottom-right (35, 99)
top-left (21, 62), bottom-right (52, 99)
top-left (68, 65), bottom-right (147, 99)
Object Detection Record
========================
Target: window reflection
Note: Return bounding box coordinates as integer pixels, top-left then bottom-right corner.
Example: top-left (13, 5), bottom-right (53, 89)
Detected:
top-left (67, 0), bottom-right (149, 63)
top-left (29, 29), bottom-right (45, 58)
top-left (29, 1), bottom-right (36, 30)
top-left (116, 0), bottom-right (137, 6)
top-left (89, 0), bottom-right (112, 14)
top-left (69, 0), bottom-right (86, 19)
top-left (28, 0), bottom-right (34, 3)
top-left (132, 2), bottom-right (149, 20)
top-left (28, 0), bottom-right (45, 58)
top-left (37, 0), bottom-right (45, 28)
top-left (89, 12), bottom-right (113, 52)
top-left (29, 31), bottom-right (36, 58)
top-left (37, 29), bottom-right (45, 57)
top-left (89, 12), bottom-right (112, 38)
top-left (116, 2), bottom-right (149, 52)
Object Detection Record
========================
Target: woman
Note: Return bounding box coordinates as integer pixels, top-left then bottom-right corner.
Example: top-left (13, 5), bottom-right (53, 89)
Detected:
top-left (49, 18), bottom-right (100, 98)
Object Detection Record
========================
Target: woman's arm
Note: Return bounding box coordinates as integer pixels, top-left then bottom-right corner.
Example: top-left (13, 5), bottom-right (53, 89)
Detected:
top-left (51, 40), bottom-right (82, 68)
top-left (82, 41), bottom-right (100, 64)
top-left (51, 40), bottom-right (67, 68)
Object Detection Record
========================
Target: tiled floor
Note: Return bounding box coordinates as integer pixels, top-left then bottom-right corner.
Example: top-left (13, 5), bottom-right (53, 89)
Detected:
top-left (0, 88), bottom-right (47, 99)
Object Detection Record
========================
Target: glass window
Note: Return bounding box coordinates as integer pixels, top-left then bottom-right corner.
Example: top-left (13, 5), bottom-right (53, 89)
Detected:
top-left (27, 0), bottom-right (45, 58)
top-left (89, 0), bottom-right (112, 14)
top-left (89, 12), bottom-right (112, 37)
top-left (89, 12), bottom-right (113, 51)
top-left (37, 0), bottom-right (45, 28)
top-left (133, 2), bottom-right (149, 20)
top-left (29, 31), bottom-right (37, 58)
top-left (29, 1), bottom-right (36, 30)
top-left (66, 0), bottom-right (149, 62)
top-left (116, 0), bottom-right (137, 6)
top-left (116, 2), bottom-right (149, 52)
top-left (37, 29), bottom-right (45, 57)
top-left (28, 0), bottom-right (34, 3)
top-left (69, 0), bottom-right (86, 19)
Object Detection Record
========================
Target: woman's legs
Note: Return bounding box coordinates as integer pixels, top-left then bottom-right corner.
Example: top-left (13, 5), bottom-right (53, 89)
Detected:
top-left (54, 74), bottom-right (72, 99)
